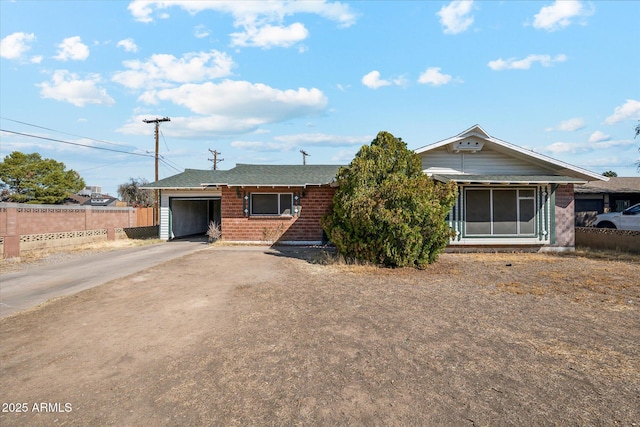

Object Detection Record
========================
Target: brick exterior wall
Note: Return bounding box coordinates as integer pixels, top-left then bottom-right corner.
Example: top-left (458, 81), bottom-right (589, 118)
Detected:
top-left (0, 203), bottom-right (149, 258)
top-left (553, 184), bottom-right (575, 248)
top-left (0, 205), bottom-right (135, 235)
top-left (221, 186), bottom-right (335, 243)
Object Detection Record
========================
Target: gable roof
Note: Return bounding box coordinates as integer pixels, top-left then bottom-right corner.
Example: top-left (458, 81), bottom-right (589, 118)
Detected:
top-left (415, 124), bottom-right (607, 182)
top-left (143, 164), bottom-right (342, 189)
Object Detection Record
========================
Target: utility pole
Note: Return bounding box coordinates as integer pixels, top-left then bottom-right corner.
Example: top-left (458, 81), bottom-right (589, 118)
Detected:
top-left (300, 149), bottom-right (309, 165)
top-left (143, 117), bottom-right (170, 225)
top-left (208, 149), bottom-right (224, 170)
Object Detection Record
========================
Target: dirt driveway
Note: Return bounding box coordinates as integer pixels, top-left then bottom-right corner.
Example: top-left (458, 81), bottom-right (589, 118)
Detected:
top-left (1, 246), bottom-right (638, 425)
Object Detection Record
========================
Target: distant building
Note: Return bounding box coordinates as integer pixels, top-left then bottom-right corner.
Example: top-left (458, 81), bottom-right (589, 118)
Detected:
top-left (78, 185), bottom-right (103, 197)
top-left (575, 177), bottom-right (640, 213)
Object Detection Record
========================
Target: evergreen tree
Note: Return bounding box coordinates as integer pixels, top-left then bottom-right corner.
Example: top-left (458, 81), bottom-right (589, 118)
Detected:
top-left (322, 131), bottom-right (457, 268)
top-left (0, 151), bottom-right (85, 204)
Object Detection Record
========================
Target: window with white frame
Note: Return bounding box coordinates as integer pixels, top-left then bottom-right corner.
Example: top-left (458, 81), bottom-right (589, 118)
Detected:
top-left (465, 188), bottom-right (536, 236)
top-left (250, 193), bottom-right (293, 216)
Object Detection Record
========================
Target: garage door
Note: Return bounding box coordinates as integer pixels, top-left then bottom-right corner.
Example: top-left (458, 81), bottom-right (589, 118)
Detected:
top-left (170, 198), bottom-right (221, 239)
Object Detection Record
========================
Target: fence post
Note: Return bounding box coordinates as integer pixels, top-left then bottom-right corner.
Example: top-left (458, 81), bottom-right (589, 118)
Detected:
top-left (3, 204), bottom-right (20, 259)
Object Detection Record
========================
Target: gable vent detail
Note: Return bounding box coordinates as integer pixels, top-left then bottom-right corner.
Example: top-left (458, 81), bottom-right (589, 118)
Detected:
top-left (447, 140), bottom-right (485, 153)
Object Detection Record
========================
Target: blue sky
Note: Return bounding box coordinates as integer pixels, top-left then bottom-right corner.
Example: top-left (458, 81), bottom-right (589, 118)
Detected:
top-left (1, 0), bottom-right (639, 196)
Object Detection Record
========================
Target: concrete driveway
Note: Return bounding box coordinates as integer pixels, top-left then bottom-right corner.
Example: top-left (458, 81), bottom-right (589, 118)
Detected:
top-left (0, 238), bottom-right (209, 318)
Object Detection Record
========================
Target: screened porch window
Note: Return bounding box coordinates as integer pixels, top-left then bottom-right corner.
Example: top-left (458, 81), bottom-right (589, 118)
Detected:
top-left (465, 188), bottom-right (536, 236)
top-left (250, 193), bottom-right (293, 216)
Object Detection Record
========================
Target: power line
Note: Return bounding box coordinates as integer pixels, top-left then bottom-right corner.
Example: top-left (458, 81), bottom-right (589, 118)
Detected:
top-left (158, 155), bottom-right (184, 172)
top-left (158, 156), bottom-right (182, 173)
top-left (160, 129), bottom-right (170, 152)
top-left (77, 158), bottom-right (135, 172)
top-left (0, 116), bottom-right (135, 149)
top-left (0, 129), bottom-right (155, 158)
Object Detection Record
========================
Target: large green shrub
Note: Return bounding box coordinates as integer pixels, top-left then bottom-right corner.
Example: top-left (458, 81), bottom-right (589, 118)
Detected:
top-left (321, 131), bottom-right (457, 268)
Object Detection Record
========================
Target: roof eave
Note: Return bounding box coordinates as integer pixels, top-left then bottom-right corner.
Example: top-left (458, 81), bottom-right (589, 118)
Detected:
top-left (433, 174), bottom-right (588, 185)
top-left (225, 182), bottom-right (332, 188)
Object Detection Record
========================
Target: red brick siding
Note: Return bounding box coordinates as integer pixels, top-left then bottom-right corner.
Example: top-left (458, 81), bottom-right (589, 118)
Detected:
top-left (221, 186), bottom-right (335, 242)
top-left (0, 204), bottom-right (138, 237)
top-left (554, 184), bottom-right (575, 247)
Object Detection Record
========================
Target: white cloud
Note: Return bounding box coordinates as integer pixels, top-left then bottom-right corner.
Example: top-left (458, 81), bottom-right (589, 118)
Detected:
top-left (545, 141), bottom-right (589, 155)
top-left (544, 138), bottom-right (636, 155)
top-left (488, 53), bottom-right (566, 70)
top-left (274, 133), bottom-right (370, 146)
top-left (545, 117), bottom-right (585, 132)
top-left (331, 148), bottom-right (358, 163)
top-left (588, 131), bottom-right (610, 143)
top-left (361, 70), bottom-right (391, 89)
top-left (129, 0), bottom-right (357, 26)
top-left (128, 0), bottom-right (356, 49)
top-left (231, 22), bottom-right (309, 49)
top-left (533, 0), bottom-right (593, 32)
top-left (604, 99), bottom-right (640, 125)
top-left (38, 70), bottom-right (115, 107)
top-left (417, 67), bottom-right (456, 86)
top-left (119, 114), bottom-right (264, 138)
top-left (148, 80), bottom-right (327, 119)
top-left (194, 25), bottom-right (210, 39)
top-left (117, 38), bottom-right (138, 53)
top-left (117, 80), bottom-right (328, 136)
top-left (112, 50), bottom-right (235, 89)
top-left (231, 133), bottom-right (370, 152)
top-left (580, 157), bottom-right (630, 168)
top-left (437, 0), bottom-right (474, 35)
top-left (591, 139), bottom-right (637, 150)
top-left (54, 36), bottom-right (90, 61)
top-left (0, 32), bottom-right (36, 60)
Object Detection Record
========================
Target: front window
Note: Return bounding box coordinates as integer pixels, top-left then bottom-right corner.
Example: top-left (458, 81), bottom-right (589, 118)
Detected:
top-left (465, 188), bottom-right (536, 236)
top-left (250, 193), bottom-right (293, 216)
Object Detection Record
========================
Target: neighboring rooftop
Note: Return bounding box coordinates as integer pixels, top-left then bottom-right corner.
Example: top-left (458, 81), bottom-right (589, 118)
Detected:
top-left (575, 177), bottom-right (640, 194)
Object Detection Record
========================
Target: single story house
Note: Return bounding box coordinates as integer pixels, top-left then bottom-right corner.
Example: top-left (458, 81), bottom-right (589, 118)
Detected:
top-left (143, 164), bottom-right (341, 244)
top-left (145, 125), bottom-right (606, 250)
top-left (415, 125), bottom-right (606, 250)
top-left (575, 177), bottom-right (640, 214)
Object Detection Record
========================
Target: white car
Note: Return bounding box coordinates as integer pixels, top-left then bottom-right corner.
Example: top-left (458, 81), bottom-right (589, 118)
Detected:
top-left (593, 203), bottom-right (640, 231)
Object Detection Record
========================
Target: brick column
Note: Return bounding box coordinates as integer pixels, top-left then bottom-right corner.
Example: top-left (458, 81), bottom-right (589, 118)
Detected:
top-left (3, 205), bottom-right (20, 259)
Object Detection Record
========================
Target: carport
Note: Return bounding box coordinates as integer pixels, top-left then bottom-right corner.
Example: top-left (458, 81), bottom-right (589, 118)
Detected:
top-left (169, 197), bottom-right (221, 239)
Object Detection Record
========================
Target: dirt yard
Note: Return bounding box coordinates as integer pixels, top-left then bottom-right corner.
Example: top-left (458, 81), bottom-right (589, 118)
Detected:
top-left (1, 245), bottom-right (638, 426)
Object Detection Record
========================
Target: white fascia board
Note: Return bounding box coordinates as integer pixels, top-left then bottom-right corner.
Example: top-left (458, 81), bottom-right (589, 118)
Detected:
top-left (141, 186), bottom-right (205, 190)
top-left (200, 182), bottom-right (228, 187)
top-left (222, 183), bottom-right (327, 188)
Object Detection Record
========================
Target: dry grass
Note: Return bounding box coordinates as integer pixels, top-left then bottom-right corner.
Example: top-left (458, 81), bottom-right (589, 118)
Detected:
top-left (1, 246), bottom-right (638, 425)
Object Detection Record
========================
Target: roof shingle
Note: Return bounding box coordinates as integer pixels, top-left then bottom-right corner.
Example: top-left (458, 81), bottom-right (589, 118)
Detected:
top-left (143, 164), bottom-right (343, 189)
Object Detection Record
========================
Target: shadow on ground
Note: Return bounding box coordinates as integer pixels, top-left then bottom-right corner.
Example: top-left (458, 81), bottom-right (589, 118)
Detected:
top-left (266, 245), bottom-right (338, 264)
